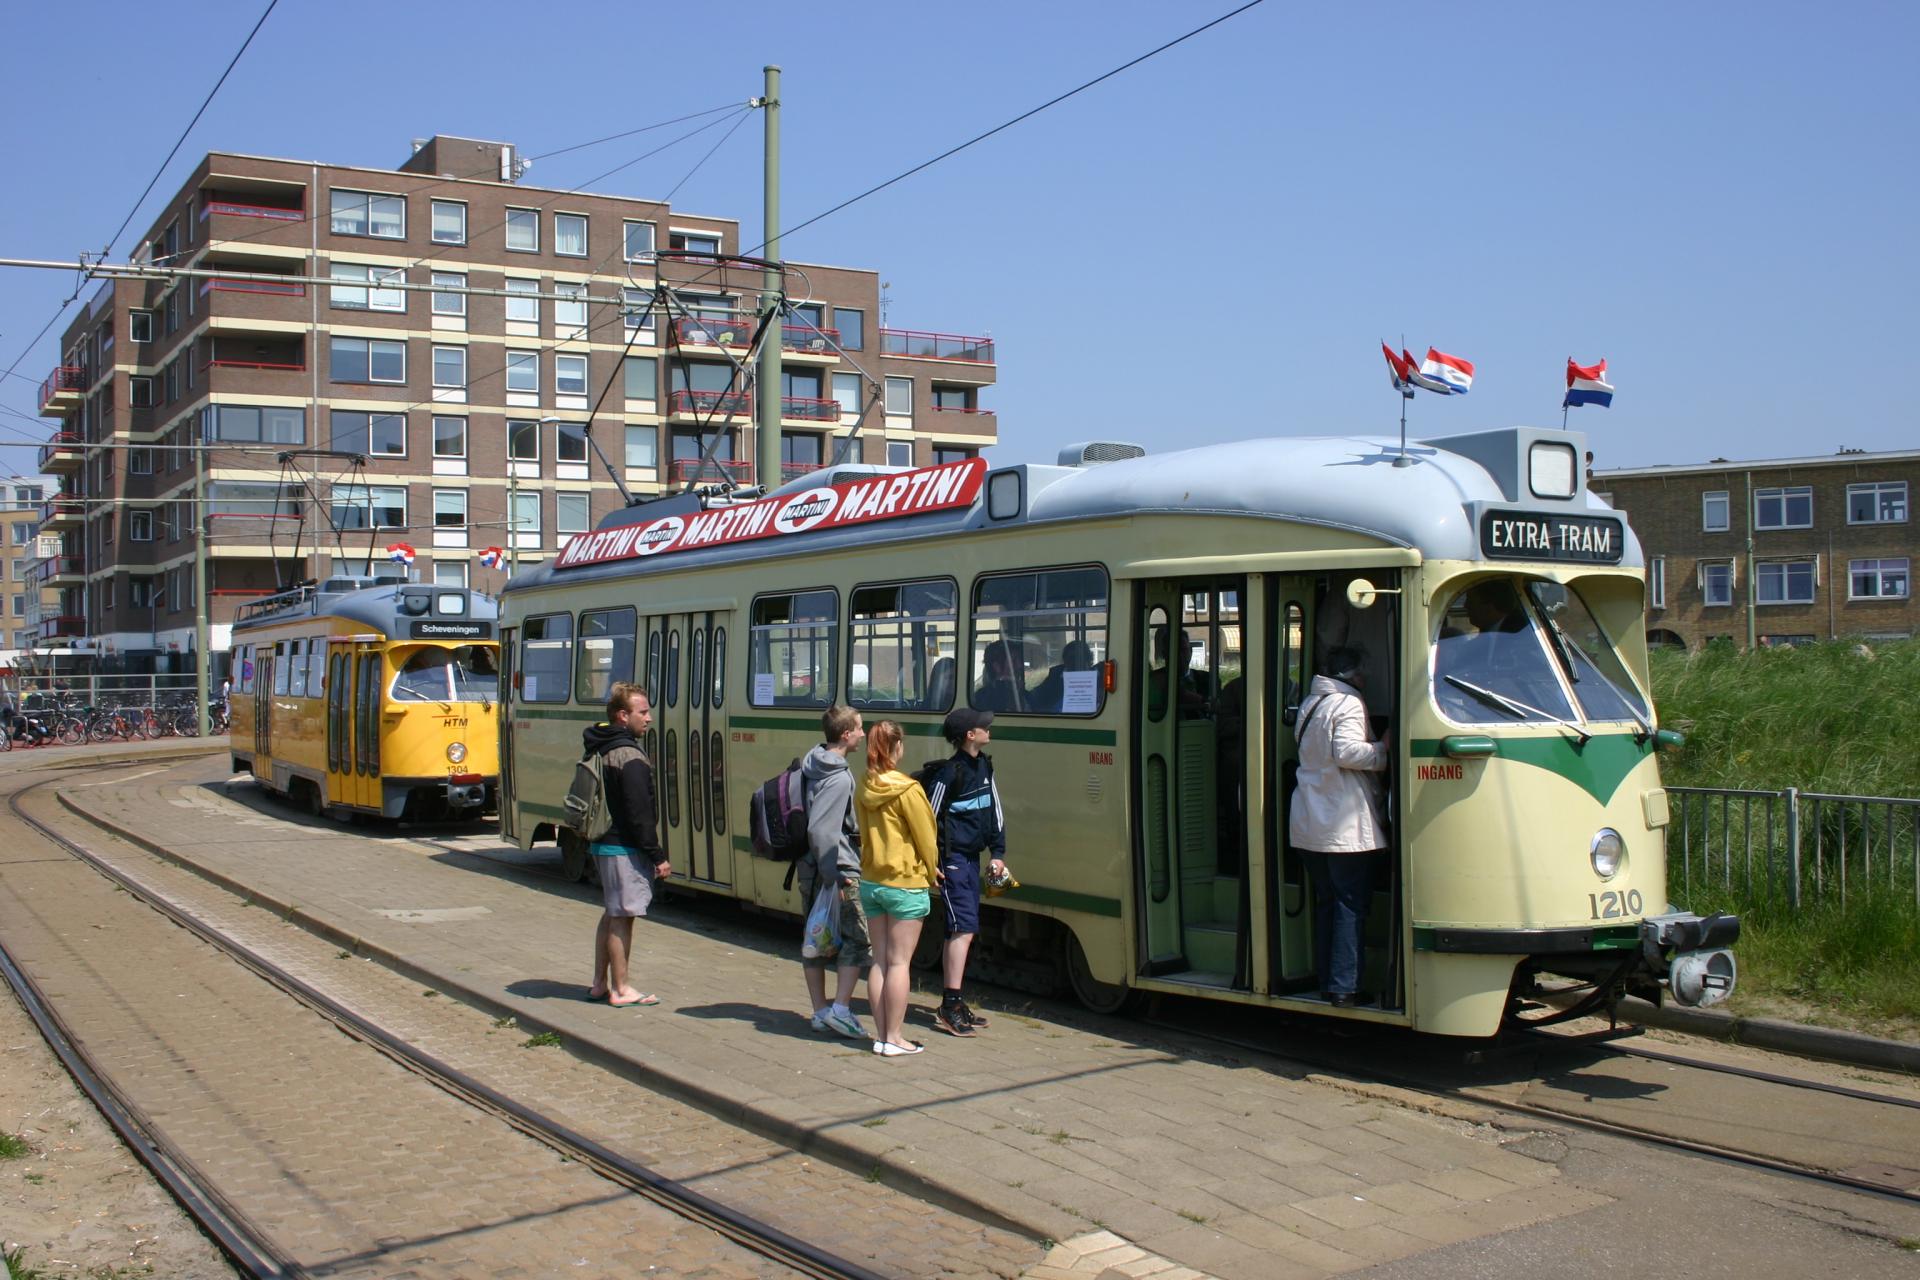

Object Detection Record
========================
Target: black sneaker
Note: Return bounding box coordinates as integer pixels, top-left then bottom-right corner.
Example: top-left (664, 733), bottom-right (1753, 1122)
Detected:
top-left (957, 1000), bottom-right (988, 1029)
top-left (935, 1004), bottom-right (977, 1037)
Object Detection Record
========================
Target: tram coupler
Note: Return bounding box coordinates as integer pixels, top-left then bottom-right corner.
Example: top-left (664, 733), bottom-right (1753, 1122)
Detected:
top-left (1638, 910), bottom-right (1740, 1008)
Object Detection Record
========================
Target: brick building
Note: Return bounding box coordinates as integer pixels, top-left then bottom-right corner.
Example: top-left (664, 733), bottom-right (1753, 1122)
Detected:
top-left (1, 477), bottom-right (57, 657)
top-left (33, 135), bottom-right (998, 671)
top-left (1592, 449), bottom-right (1918, 649)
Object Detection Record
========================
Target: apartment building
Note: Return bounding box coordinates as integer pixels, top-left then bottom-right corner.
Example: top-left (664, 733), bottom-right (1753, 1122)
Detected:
top-left (0, 477), bottom-right (56, 657)
top-left (1592, 449), bottom-right (1918, 649)
top-left (34, 135), bottom-right (999, 671)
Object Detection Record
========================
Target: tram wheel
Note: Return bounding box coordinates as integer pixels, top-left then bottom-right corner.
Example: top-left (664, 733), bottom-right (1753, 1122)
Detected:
top-left (1060, 925), bottom-right (1134, 1015)
top-left (558, 830), bottom-right (591, 883)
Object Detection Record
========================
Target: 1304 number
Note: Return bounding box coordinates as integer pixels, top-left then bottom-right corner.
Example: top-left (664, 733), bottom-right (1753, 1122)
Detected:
top-left (1588, 889), bottom-right (1644, 919)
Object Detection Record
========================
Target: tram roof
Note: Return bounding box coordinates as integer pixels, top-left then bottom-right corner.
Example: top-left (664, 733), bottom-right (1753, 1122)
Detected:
top-left (503, 424), bottom-right (1638, 593)
top-left (232, 578), bottom-right (499, 635)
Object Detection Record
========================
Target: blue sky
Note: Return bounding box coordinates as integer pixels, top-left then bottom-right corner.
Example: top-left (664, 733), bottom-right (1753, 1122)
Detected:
top-left (2, 1), bottom-right (1914, 476)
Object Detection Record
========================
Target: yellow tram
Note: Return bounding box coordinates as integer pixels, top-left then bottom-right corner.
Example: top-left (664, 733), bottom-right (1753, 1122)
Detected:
top-left (496, 427), bottom-right (1738, 1037)
top-left (230, 578), bottom-right (500, 821)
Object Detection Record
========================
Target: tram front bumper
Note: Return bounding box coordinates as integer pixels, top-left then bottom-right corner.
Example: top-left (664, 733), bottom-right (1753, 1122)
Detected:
top-left (1640, 910), bottom-right (1740, 1008)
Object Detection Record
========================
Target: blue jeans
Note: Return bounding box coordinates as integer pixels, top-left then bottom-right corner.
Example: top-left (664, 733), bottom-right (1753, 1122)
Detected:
top-left (1301, 850), bottom-right (1382, 996)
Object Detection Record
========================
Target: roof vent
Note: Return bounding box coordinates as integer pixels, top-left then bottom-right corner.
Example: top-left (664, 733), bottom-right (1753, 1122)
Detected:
top-left (1057, 441), bottom-right (1146, 468)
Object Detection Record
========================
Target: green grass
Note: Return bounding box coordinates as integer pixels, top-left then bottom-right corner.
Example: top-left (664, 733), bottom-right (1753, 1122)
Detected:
top-left (521, 1031), bottom-right (561, 1048)
top-left (0, 1131), bottom-right (32, 1159)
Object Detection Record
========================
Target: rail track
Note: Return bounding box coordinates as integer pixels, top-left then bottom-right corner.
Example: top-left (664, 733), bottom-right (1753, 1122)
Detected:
top-left (1, 762), bottom-right (887, 1280)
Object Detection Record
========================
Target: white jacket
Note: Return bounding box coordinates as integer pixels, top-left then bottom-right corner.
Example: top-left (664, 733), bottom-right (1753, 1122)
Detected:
top-left (1288, 674), bottom-right (1389, 853)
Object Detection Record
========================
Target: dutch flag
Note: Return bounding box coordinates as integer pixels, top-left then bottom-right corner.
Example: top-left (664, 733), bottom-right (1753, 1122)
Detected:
top-left (1416, 348), bottom-right (1475, 395)
top-left (385, 542), bottom-right (416, 565)
top-left (1564, 357), bottom-right (1615, 409)
top-left (478, 546), bottom-right (505, 568)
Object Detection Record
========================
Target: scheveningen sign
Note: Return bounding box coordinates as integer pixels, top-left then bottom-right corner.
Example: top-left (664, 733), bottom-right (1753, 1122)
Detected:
top-left (553, 457), bottom-right (988, 570)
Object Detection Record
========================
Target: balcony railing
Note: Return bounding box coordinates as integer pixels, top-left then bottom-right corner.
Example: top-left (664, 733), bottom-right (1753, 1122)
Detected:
top-left (669, 388), bottom-right (753, 419)
top-left (200, 199), bottom-right (303, 221)
top-left (930, 403), bottom-right (993, 415)
top-left (37, 615), bottom-right (86, 642)
top-left (782, 461), bottom-right (827, 483)
top-left (880, 328), bottom-right (995, 364)
top-left (38, 431), bottom-right (83, 470)
top-left (198, 277), bottom-right (307, 297)
top-left (34, 556), bottom-right (84, 584)
top-left (782, 325), bottom-right (841, 353)
top-left (670, 316), bottom-right (752, 348)
top-left (39, 366), bottom-right (85, 410)
top-left (781, 396), bottom-right (841, 422)
top-left (39, 498), bottom-right (84, 523)
top-left (197, 352), bottom-right (306, 373)
top-left (670, 458), bottom-right (752, 484)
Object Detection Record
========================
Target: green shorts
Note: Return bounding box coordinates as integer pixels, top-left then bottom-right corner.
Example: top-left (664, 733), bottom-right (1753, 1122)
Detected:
top-left (858, 879), bottom-right (930, 921)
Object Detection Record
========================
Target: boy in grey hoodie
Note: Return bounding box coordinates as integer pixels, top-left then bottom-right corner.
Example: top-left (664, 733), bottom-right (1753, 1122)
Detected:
top-left (798, 705), bottom-right (872, 1039)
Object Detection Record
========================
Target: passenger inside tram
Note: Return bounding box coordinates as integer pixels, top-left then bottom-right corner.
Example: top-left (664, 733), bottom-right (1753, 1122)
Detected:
top-left (390, 645), bottom-right (499, 702)
top-left (973, 640), bottom-right (1025, 712)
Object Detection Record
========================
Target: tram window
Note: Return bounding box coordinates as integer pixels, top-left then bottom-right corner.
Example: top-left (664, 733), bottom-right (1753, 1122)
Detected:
top-left (646, 628), bottom-right (663, 704)
top-left (690, 627), bottom-right (707, 710)
top-left (1432, 578), bottom-right (1576, 725)
top-left (689, 730), bottom-right (705, 829)
top-left (574, 607), bottom-right (636, 704)
top-left (749, 589), bottom-right (837, 708)
top-left (520, 613), bottom-right (573, 703)
top-left (272, 642), bottom-right (290, 696)
top-left (1525, 581), bottom-right (1651, 723)
top-left (665, 629), bottom-right (680, 707)
top-left (289, 639), bottom-right (309, 698)
top-left (710, 627), bottom-right (726, 708)
top-left (847, 579), bottom-right (956, 711)
top-left (709, 729), bottom-right (725, 834)
top-left (663, 729), bottom-right (680, 825)
top-left (969, 566), bottom-right (1109, 716)
top-left (1145, 606), bottom-right (1171, 723)
top-left (391, 645), bottom-right (498, 702)
top-left (1280, 602), bottom-right (1306, 724)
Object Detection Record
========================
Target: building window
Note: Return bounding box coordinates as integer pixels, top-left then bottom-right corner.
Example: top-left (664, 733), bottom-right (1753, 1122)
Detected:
top-left (506, 349), bottom-right (539, 393)
top-left (1850, 558), bottom-right (1910, 600)
top-left (556, 421), bottom-right (588, 463)
top-left (554, 213), bottom-right (587, 257)
top-left (934, 446), bottom-right (976, 466)
top-left (883, 376), bottom-right (914, 417)
top-left (622, 288), bottom-right (656, 337)
top-left (1754, 485), bottom-right (1813, 530)
top-left (332, 411), bottom-right (407, 457)
top-left (431, 271), bottom-right (466, 316)
top-left (1847, 481), bottom-right (1908, 525)
top-left (129, 376), bottom-right (155, 407)
top-left (433, 489), bottom-right (468, 530)
top-left (330, 189), bottom-right (406, 239)
top-left (1702, 490), bottom-right (1729, 532)
top-left (432, 416), bottom-right (467, 459)
top-left (932, 385), bottom-right (974, 411)
top-left (330, 336), bottom-right (406, 384)
top-left (511, 491), bottom-right (541, 539)
top-left (430, 200), bottom-right (467, 245)
top-left (887, 440), bottom-right (913, 467)
top-left (433, 560), bottom-right (468, 588)
top-left (670, 230), bottom-right (721, 256)
top-left (781, 432), bottom-right (823, 472)
top-left (130, 448), bottom-right (152, 474)
top-left (555, 491), bottom-right (589, 536)
top-left (505, 277), bottom-right (539, 323)
top-left (748, 589), bottom-right (837, 707)
top-left (507, 419), bottom-right (540, 462)
top-left (623, 355), bottom-right (657, 404)
top-left (831, 372), bottom-right (863, 417)
top-left (129, 510), bottom-right (153, 542)
top-left (165, 289), bottom-right (179, 334)
top-left (330, 484), bottom-right (407, 530)
top-left (329, 262), bottom-right (404, 311)
top-left (1649, 556), bottom-right (1666, 609)
top-left (554, 283), bottom-right (587, 333)
top-left (552, 353), bottom-right (588, 398)
top-left (204, 404), bottom-right (305, 444)
top-left (832, 307), bottom-right (863, 351)
top-left (129, 310), bottom-right (154, 343)
top-left (130, 578), bottom-right (153, 608)
top-left (625, 425), bottom-right (657, 471)
top-left (505, 207), bottom-right (539, 252)
top-left (432, 346), bottom-right (467, 389)
top-left (1757, 559), bottom-right (1816, 605)
top-left (623, 220), bottom-right (655, 261)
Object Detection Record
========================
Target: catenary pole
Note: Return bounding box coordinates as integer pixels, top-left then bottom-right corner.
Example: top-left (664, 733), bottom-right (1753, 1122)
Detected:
top-left (756, 65), bottom-right (784, 491)
top-left (193, 443), bottom-right (210, 735)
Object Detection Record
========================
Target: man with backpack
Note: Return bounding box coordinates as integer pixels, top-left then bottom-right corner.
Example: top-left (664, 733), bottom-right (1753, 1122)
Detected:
top-left (798, 705), bottom-right (872, 1040)
top-left (578, 682), bottom-right (670, 1007)
top-left (921, 708), bottom-right (1006, 1037)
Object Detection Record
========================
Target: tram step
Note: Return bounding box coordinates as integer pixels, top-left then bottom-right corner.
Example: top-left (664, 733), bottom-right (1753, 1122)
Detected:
top-left (1182, 921), bottom-right (1239, 975)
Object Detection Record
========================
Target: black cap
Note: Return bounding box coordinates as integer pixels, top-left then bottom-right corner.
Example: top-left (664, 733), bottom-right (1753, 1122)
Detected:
top-left (943, 708), bottom-right (994, 743)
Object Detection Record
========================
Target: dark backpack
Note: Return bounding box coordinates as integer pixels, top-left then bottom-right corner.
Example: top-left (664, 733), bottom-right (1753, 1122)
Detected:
top-left (913, 757), bottom-right (954, 852)
top-left (749, 758), bottom-right (809, 860)
top-left (563, 750), bottom-right (615, 842)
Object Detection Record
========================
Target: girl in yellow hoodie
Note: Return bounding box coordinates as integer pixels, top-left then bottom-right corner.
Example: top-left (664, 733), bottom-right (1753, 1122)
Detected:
top-left (856, 720), bottom-right (941, 1056)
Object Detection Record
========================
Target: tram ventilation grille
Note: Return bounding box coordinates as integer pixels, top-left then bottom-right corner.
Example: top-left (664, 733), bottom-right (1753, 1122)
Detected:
top-left (1058, 441), bottom-right (1146, 467)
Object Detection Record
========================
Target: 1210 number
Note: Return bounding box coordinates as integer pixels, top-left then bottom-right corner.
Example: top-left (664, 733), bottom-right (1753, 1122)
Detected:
top-left (1588, 889), bottom-right (1643, 919)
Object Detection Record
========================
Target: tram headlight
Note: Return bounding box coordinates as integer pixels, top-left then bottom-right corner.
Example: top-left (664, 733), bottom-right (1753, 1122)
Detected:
top-left (1590, 828), bottom-right (1625, 880)
top-left (447, 742), bottom-right (468, 764)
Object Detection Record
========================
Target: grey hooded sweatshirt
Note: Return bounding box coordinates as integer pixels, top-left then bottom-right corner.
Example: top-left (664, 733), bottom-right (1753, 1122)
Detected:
top-left (800, 743), bottom-right (860, 881)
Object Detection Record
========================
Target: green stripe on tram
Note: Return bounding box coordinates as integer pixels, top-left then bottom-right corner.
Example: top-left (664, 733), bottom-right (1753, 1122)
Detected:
top-left (727, 834), bottom-right (1120, 917)
top-left (1410, 733), bottom-right (1651, 804)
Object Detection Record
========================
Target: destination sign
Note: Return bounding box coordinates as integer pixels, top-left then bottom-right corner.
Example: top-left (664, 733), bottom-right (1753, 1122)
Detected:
top-left (554, 457), bottom-right (989, 570)
top-left (1479, 509), bottom-right (1625, 564)
top-left (409, 620), bottom-right (493, 639)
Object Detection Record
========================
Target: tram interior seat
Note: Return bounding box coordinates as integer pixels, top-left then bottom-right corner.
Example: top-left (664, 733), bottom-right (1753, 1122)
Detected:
top-left (921, 657), bottom-right (954, 711)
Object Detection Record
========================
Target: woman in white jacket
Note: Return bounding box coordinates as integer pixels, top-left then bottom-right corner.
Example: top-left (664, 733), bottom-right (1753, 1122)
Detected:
top-left (1288, 646), bottom-right (1389, 1008)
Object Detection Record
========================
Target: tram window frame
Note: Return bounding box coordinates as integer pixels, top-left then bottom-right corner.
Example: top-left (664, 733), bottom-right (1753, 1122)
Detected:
top-left (710, 627), bottom-right (726, 708)
top-left (967, 565), bottom-right (1110, 717)
top-left (846, 577), bottom-right (958, 712)
top-left (690, 626), bottom-right (707, 710)
top-left (272, 642), bottom-right (290, 695)
top-left (645, 627), bottom-right (663, 704)
top-left (289, 637), bottom-right (309, 698)
top-left (519, 612), bottom-right (574, 703)
top-left (748, 588), bottom-right (838, 708)
top-left (574, 607), bottom-right (636, 705)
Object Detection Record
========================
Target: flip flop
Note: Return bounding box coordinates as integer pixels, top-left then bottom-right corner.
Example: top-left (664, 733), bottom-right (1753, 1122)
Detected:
top-left (610, 993), bottom-right (660, 1007)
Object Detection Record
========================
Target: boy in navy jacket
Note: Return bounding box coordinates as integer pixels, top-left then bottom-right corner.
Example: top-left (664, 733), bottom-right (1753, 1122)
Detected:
top-left (922, 709), bottom-right (1007, 1036)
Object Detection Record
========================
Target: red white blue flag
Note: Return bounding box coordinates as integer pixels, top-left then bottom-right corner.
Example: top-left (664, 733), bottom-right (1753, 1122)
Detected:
top-left (385, 542), bottom-right (416, 565)
top-left (1381, 343), bottom-right (1418, 398)
top-left (1564, 357), bottom-right (1615, 409)
top-left (1416, 347), bottom-right (1475, 395)
top-left (478, 546), bottom-right (505, 568)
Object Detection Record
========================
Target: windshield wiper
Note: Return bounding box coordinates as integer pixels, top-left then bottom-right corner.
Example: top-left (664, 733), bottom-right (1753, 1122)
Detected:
top-left (1538, 611), bottom-right (1655, 743)
top-left (1443, 675), bottom-right (1590, 748)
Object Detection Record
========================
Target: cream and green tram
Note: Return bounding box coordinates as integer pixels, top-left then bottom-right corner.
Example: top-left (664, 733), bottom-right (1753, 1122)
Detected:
top-left (497, 427), bottom-right (1737, 1037)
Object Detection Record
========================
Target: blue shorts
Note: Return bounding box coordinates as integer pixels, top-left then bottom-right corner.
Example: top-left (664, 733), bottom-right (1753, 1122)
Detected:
top-left (941, 856), bottom-right (981, 936)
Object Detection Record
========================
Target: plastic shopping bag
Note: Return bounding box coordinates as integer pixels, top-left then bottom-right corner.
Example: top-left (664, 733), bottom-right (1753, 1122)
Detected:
top-left (801, 884), bottom-right (841, 960)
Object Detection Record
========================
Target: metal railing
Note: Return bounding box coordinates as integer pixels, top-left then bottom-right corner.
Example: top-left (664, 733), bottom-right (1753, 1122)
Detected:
top-left (1666, 785), bottom-right (1920, 909)
top-left (879, 328), bottom-right (995, 363)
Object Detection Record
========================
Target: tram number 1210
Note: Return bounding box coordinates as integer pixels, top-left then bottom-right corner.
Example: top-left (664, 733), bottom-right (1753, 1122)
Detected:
top-left (1589, 889), bottom-right (1644, 920)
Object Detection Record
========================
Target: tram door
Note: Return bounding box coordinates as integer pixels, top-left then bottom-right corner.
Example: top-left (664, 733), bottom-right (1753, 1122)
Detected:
top-left (253, 647), bottom-right (273, 760)
top-left (1133, 578), bottom-right (1251, 987)
top-left (324, 640), bottom-right (354, 809)
top-left (342, 643), bottom-right (384, 811)
top-left (1265, 576), bottom-right (1318, 991)
top-left (653, 612), bottom-right (731, 886)
top-left (497, 626), bottom-right (518, 843)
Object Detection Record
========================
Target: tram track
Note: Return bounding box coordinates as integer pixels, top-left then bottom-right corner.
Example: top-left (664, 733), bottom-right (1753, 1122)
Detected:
top-left (1, 761), bottom-right (888, 1280)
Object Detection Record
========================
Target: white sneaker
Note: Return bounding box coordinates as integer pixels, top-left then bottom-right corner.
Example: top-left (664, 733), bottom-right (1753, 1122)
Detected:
top-left (823, 1008), bottom-right (868, 1040)
top-left (809, 1010), bottom-right (829, 1032)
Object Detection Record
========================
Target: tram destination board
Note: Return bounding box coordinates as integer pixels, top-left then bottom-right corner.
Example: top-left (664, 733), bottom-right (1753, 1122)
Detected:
top-left (409, 620), bottom-right (493, 639)
top-left (1479, 508), bottom-right (1625, 564)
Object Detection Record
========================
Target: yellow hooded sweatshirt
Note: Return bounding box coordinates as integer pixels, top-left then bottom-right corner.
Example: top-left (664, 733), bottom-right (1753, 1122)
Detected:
top-left (856, 767), bottom-right (940, 889)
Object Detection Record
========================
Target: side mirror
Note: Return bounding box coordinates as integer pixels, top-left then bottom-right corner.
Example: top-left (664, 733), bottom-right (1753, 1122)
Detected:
top-left (1346, 578), bottom-right (1403, 610)
top-left (1653, 728), bottom-right (1685, 751)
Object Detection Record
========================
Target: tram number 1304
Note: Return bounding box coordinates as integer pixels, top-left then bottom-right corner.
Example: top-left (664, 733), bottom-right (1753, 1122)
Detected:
top-left (1588, 889), bottom-right (1644, 920)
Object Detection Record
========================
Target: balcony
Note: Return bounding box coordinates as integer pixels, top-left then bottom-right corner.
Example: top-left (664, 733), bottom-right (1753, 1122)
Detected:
top-left (880, 328), bottom-right (995, 365)
top-left (782, 461), bottom-right (828, 484)
top-left (36, 615), bottom-right (86, 644)
top-left (40, 498), bottom-right (84, 532)
top-left (199, 197), bottom-right (304, 222)
top-left (668, 388), bottom-right (753, 422)
top-left (38, 431), bottom-right (83, 473)
top-left (35, 556), bottom-right (84, 587)
top-left (781, 396), bottom-right (841, 423)
top-left (204, 512), bottom-right (302, 546)
top-left (670, 316), bottom-right (752, 350)
top-left (198, 275), bottom-right (307, 299)
top-left (39, 366), bottom-right (85, 415)
top-left (197, 336), bottom-right (305, 376)
top-left (670, 458), bottom-right (752, 485)
top-left (782, 325), bottom-right (841, 357)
